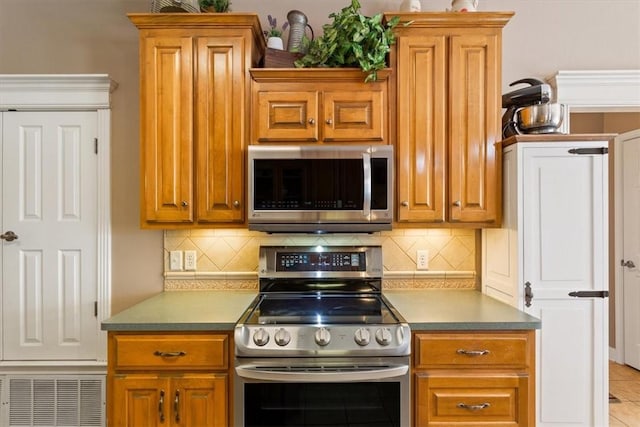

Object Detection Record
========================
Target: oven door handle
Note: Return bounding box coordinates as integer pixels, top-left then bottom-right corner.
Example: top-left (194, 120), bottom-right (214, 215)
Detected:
top-left (235, 365), bottom-right (408, 382)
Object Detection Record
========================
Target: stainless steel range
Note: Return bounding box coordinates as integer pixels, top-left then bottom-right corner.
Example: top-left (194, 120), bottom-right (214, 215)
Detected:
top-left (234, 245), bottom-right (411, 427)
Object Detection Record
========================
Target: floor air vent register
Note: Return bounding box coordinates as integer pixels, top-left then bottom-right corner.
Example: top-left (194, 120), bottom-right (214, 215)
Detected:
top-left (0, 376), bottom-right (105, 427)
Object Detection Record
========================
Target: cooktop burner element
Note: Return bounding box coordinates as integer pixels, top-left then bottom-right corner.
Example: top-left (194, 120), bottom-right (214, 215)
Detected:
top-left (235, 246), bottom-right (410, 357)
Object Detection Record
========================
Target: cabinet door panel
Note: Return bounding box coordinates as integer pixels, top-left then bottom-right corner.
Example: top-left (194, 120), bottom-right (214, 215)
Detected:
top-left (112, 376), bottom-right (170, 427)
top-left (174, 375), bottom-right (228, 427)
top-left (448, 34), bottom-right (499, 224)
top-left (323, 90), bottom-right (385, 142)
top-left (141, 36), bottom-right (193, 223)
top-left (254, 91), bottom-right (319, 142)
top-left (521, 146), bottom-right (608, 426)
top-left (396, 35), bottom-right (446, 222)
top-left (195, 36), bottom-right (244, 222)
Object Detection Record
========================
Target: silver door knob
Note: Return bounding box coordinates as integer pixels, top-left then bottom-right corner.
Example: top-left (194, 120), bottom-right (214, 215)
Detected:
top-left (233, 200), bottom-right (240, 208)
top-left (401, 201), bottom-right (409, 207)
top-left (326, 118), bottom-right (333, 125)
top-left (0, 231), bottom-right (18, 242)
top-left (453, 200), bottom-right (461, 207)
top-left (622, 260), bottom-right (636, 268)
top-left (181, 201), bottom-right (188, 207)
top-left (308, 118), bottom-right (315, 125)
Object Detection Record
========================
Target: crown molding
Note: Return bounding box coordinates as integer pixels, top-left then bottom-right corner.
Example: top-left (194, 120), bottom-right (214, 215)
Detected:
top-left (0, 74), bottom-right (117, 110)
top-left (549, 70), bottom-right (640, 113)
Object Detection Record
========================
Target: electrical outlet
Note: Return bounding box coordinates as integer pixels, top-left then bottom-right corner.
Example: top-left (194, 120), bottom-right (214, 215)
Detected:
top-left (184, 250), bottom-right (197, 271)
top-left (170, 250), bottom-right (183, 271)
top-left (417, 249), bottom-right (429, 270)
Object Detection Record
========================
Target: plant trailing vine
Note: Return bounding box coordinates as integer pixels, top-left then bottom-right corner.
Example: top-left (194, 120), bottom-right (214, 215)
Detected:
top-left (294, 0), bottom-right (400, 82)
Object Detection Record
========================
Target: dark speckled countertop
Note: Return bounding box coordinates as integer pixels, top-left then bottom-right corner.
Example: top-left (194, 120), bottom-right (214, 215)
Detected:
top-left (101, 289), bottom-right (539, 332)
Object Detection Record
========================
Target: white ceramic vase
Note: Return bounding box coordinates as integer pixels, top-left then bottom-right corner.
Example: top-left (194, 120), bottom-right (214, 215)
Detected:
top-left (450, 0), bottom-right (478, 12)
top-left (267, 37), bottom-right (284, 50)
top-left (400, 0), bottom-right (421, 12)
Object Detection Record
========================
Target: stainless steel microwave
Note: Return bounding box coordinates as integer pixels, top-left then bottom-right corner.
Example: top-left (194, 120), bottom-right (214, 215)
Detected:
top-left (248, 145), bottom-right (393, 233)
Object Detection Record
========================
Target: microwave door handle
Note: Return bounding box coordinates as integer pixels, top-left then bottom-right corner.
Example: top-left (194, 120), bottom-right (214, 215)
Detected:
top-left (362, 152), bottom-right (371, 219)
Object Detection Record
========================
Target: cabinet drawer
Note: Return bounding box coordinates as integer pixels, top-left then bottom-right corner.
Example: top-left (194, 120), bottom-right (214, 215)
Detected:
top-left (415, 373), bottom-right (529, 426)
top-left (112, 333), bottom-right (228, 371)
top-left (414, 332), bottom-right (531, 369)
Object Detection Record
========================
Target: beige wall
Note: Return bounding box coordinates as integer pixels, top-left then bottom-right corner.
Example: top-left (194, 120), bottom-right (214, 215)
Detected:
top-left (1, 0), bottom-right (638, 314)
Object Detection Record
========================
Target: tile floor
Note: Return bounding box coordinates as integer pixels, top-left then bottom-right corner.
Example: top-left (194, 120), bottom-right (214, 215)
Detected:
top-left (610, 361), bottom-right (640, 425)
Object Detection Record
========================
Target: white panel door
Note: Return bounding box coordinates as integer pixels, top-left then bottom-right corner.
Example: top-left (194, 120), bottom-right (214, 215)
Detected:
top-left (1, 111), bottom-right (98, 360)
top-left (621, 130), bottom-right (640, 369)
top-left (522, 145), bottom-right (608, 426)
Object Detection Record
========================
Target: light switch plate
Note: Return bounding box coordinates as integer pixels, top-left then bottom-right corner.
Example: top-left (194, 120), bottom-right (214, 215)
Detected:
top-left (170, 250), bottom-right (183, 271)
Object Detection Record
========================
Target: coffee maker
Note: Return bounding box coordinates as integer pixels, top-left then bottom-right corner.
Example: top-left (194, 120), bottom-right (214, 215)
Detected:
top-left (501, 78), bottom-right (552, 138)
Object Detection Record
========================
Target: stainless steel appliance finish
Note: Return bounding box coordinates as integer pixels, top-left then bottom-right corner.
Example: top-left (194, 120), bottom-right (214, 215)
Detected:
top-left (516, 102), bottom-right (565, 133)
top-left (234, 245), bottom-right (410, 426)
top-left (247, 145), bottom-right (394, 233)
top-left (502, 77), bottom-right (565, 138)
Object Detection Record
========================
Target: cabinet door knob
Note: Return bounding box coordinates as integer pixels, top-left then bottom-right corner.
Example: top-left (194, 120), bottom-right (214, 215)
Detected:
top-left (181, 201), bottom-right (188, 207)
top-left (452, 200), bottom-right (461, 207)
top-left (233, 200), bottom-right (240, 208)
top-left (325, 118), bottom-right (333, 125)
top-left (401, 201), bottom-right (409, 207)
top-left (308, 118), bottom-right (315, 125)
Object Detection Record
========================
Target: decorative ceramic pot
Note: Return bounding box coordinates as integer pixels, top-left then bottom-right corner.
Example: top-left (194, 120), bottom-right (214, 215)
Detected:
top-left (400, 0), bottom-right (421, 12)
top-left (267, 37), bottom-right (284, 50)
top-left (450, 0), bottom-right (478, 12)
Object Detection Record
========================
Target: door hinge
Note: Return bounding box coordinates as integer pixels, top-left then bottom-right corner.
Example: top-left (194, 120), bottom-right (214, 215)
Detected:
top-left (568, 290), bottom-right (609, 298)
top-left (94, 301), bottom-right (98, 317)
top-left (94, 138), bottom-right (98, 154)
top-left (568, 147), bottom-right (608, 155)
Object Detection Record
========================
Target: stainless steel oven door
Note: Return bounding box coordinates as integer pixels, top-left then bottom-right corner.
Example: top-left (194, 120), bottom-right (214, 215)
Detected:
top-left (234, 356), bottom-right (410, 427)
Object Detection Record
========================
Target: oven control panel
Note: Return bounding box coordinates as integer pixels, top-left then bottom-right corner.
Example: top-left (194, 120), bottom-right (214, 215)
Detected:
top-left (277, 251), bottom-right (365, 272)
top-left (234, 324), bottom-right (411, 357)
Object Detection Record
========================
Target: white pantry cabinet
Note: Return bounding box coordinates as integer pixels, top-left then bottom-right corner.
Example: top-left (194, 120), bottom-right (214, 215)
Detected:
top-left (482, 134), bottom-right (611, 426)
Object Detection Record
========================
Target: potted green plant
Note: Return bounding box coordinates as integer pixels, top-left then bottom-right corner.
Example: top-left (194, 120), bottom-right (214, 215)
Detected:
top-left (199, 0), bottom-right (230, 13)
top-left (264, 15), bottom-right (289, 50)
top-left (294, 0), bottom-right (400, 82)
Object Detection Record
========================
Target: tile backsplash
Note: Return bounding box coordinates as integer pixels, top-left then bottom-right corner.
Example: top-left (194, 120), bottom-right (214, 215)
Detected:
top-left (164, 228), bottom-right (478, 290)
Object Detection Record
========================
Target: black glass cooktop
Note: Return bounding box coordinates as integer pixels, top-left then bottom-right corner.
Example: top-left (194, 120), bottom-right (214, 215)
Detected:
top-left (243, 292), bottom-right (402, 325)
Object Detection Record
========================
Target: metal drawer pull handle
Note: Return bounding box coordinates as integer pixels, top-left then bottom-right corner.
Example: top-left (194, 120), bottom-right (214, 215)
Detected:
top-left (154, 350), bottom-right (186, 357)
top-left (456, 349), bottom-right (490, 356)
top-left (458, 402), bottom-right (490, 411)
top-left (174, 390), bottom-right (180, 422)
top-left (159, 390), bottom-right (165, 422)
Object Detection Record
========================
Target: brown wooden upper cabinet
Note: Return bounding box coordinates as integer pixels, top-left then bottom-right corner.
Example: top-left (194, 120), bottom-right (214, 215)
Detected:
top-left (385, 12), bottom-right (513, 226)
top-left (250, 69), bottom-right (391, 144)
top-left (129, 14), bottom-right (265, 228)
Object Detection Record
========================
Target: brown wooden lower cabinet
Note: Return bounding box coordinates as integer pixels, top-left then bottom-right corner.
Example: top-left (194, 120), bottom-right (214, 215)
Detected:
top-left (111, 374), bottom-right (227, 427)
top-left (413, 330), bottom-right (535, 426)
top-left (107, 331), bottom-right (231, 427)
